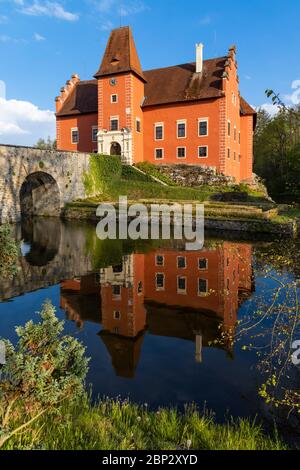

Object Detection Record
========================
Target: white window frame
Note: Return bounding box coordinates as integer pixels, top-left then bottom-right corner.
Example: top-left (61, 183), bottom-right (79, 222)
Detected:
top-left (154, 122), bottom-right (164, 141)
top-left (198, 258), bottom-right (208, 271)
top-left (177, 276), bottom-right (187, 294)
top-left (111, 94), bottom-right (118, 104)
top-left (136, 117), bottom-right (141, 133)
top-left (155, 272), bottom-right (165, 291)
top-left (177, 119), bottom-right (187, 139)
top-left (198, 278), bottom-right (208, 296)
top-left (198, 145), bottom-right (208, 159)
top-left (92, 126), bottom-right (98, 143)
top-left (198, 118), bottom-right (209, 137)
top-left (155, 255), bottom-right (164, 267)
top-left (177, 146), bottom-right (186, 159)
top-left (177, 256), bottom-right (186, 269)
top-left (154, 148), bottom-right (164, 160)
top-left (71, 127), bottom-right (79, 144)
top-left (110, 116), bottom-right (119, 131)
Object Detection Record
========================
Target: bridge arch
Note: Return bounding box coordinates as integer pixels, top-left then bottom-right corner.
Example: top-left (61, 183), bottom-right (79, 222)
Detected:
top-left (20, 171), bottom-right (61, 218)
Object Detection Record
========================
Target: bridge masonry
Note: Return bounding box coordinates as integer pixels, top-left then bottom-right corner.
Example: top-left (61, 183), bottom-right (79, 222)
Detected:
top-left (0, 144), bottom-right (94, 224)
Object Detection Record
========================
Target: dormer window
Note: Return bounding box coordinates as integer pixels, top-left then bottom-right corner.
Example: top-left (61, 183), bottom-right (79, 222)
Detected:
top-left (111, 94), bottom-right (118, 103)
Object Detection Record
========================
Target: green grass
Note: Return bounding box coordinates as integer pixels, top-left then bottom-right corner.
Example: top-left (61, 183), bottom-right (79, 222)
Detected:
top-left (2, 396), bottom-right (286, 451)
top-left (136, 162), bottom-right (178, 186)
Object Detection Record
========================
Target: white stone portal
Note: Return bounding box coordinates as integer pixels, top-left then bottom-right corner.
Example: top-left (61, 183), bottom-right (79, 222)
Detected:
top-left (97, 128), bottom-right (133, 165)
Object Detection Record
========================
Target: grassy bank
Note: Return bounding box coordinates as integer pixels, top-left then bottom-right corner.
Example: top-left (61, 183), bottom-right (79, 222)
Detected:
top-left (3, 395), bottom-right (286, 451)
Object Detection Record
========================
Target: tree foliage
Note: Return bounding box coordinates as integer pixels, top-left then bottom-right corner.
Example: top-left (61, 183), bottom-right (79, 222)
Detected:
top-left (254, 91), bottom-right (300, 200)
top-left (35, 137), bottom-right (57, 150)
top-left (0, 302), bottom-right (89, 448)
top-left (0, 224), bottom-right (19, 279)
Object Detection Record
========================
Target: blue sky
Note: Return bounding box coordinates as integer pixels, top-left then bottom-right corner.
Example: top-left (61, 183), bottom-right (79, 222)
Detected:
top-left (0, 0), bottom-right (299, 145)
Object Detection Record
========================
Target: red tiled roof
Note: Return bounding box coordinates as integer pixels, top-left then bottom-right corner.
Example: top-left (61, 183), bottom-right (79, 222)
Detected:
top-left (56, 80), bottom-right (98, 117)
top-left (143, 57), bottom-right (227, 107)
top-left (240, 97), bottom-right (257, 128)
top-left (94, 26), bottom-right (145, 82)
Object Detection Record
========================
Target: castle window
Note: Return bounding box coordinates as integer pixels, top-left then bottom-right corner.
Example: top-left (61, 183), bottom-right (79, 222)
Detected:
top-left (198, 258), bottom-right (208, 270)
top-left (177, 276), bottom-right (187, 294)
top-left (198, 146), bottom-right (208, 158)
top-left (71, 128), bottom-right (79, 144)
top-left (177, 147), bottom-right (186, 159)
top-left (156, 255), bottom-right (164, 266)
top-left (136, 118), bottom-right (141, 133)
top-left (155, 123), bottom-right (164, 140)
top-left (234, 152), bottom-right (236, 161)
top-left (112, 264), bottom-right (123, 273)
top-left (234, 126), bottom-right (237, 141)
top-left (112, 285), bottom-right (121, 298)
top-left (110, 117), bottom-right (119, 131)
top-left (92, 126), bottom-right (98, 142)
top-left (227, 148), bottom-right (231, 159)
top-left (111, 94), bottom-right (118, 103)
top-left (177, 120), bottom-right (186, 138)
top-left (155, 148), bottom-right (164, 160)
top-left (137, 281), bottom-right (143, 295)
top-left (228, 121), bottom-right (231, 137)
top-left (198, 278), bottom-right (208, 296)
top-left (177, 256), bottom-right (186, 269)
top-left (199, 119), bottom-right (208, 136)
top-left (238, 154), bottom-right (241, 163)
top-left (156, 273), bottom-right (165, 290)
top-left (114, 311), bottom-right (121, 320)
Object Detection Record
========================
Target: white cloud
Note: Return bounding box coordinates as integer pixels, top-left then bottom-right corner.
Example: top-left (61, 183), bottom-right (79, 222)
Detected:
top-left (256, 103), bottom-right (280, 117)
top-left (34, 32), bottom-right (45, 41)
top-left (18, 1), bottom-right (79, 21)
top-left (0, 14), bottom-right (8, 23)
top-left (0, 81), bottom-right (55, 145)
top-left (256, 80), bottom-right (300, 117)
top-left (284, 80), bottom-right (300, 105)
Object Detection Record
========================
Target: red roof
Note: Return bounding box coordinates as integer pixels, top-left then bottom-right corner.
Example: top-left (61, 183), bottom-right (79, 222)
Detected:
top-left (94, 26), bottom-right (145, 82)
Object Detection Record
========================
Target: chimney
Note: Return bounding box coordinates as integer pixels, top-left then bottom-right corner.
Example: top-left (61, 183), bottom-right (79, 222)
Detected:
top-left (196, 43), bottom-right (204, 73)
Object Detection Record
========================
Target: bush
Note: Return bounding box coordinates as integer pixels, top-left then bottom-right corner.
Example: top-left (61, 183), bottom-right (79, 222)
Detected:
top-left (83, 154), bottom-right (122, 196)
top-left (0, 224), bottom-right (19, 279)
top-left (0, 302), bottom-right (89, 448)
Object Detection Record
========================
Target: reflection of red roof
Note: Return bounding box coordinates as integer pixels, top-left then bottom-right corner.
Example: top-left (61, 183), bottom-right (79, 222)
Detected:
top-left (99, 331), bottom-right (145, 379)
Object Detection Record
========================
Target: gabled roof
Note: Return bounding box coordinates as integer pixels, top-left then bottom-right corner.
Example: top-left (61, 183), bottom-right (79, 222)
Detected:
top-left (240, 97), bottom-right (257, 128)
top-left (143, 57), bottom-right (227, 107)
top-left (94, 26), bottom-right (146, 82)
top-left (56, 80), bottom-right (98, 117)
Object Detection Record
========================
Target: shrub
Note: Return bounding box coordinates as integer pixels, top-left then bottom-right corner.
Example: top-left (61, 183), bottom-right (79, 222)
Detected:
top-left (0, 224), bottom-right (19, 279)
top-left (0, 302), bottom-right (89, 448)
top-left (83, 154), bottom-right (122, 196)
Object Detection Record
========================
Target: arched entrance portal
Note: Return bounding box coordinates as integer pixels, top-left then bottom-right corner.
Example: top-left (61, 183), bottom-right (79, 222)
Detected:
top-left (110, 142), bottom-right (122, 156)
top-left (20, 172), bottom-right (60, 218)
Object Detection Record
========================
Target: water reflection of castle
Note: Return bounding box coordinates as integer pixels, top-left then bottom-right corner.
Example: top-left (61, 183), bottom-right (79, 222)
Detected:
top-left (60, 243), bottom-right (254, 378)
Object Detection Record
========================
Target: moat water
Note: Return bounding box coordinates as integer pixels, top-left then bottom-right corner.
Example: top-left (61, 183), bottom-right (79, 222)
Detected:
top-left (0, 218), bottom-right (299, 437)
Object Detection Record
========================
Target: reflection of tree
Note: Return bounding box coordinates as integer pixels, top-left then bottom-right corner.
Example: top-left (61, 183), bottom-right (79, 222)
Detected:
top-left (228, 240), bottom-right (300, 426)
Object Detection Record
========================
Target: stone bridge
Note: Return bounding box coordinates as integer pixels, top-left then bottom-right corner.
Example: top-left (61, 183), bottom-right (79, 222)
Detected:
top-left (0, 144), bottom-right (93, 224)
